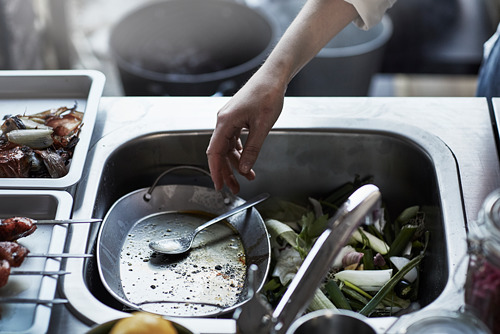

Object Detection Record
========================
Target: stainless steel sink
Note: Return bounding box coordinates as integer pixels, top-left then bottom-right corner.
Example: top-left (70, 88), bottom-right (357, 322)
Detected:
top-left (64, 118), bottom-right (467, 333)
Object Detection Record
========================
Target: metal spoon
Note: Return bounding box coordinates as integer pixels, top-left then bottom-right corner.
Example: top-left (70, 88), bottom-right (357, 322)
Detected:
top-left (149, 192), bottom-right (270, 254)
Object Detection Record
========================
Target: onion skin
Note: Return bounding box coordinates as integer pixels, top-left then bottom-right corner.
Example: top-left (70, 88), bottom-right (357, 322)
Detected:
top-left (342, 251), bottom-right (364, 268)
top-left (46, 113), bottom-right (83, 136)
top-left (1, 116), bottom-right (25, 134)
top-left (373, 253), bottom-right (386, 267)
top-left (35, 149), bottom-right (68, 178)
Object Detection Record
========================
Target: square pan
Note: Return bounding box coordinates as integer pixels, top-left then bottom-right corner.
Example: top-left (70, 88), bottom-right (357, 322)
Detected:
top-left (0, 190), bottom-right (73, 333)
top-left (0, 70), bottom-right (105, 189)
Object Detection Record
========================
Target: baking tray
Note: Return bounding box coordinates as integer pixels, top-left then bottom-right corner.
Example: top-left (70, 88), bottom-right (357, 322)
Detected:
top-left (0, 70), bottom-right (105, 189)
top-left (0, 189), bottom-right (73, 334)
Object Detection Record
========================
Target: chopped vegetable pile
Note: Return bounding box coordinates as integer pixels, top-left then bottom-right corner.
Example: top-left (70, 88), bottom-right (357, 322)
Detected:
top-left (258, 176), bottom-right (429, 317)
top-left (0, 105), bottom-right (83, 178)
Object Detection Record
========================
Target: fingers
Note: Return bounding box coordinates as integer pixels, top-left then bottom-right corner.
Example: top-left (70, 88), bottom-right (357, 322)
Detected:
top-left (206, 150), bottom-right (226, 191)
top-left (239, 143), bottom-right (260, 175)
top-left (206, 132), bottom-right (231, 191)
top-left (206, 120), bottom-right (244, 192)
top-left (227, 141), bottom-right (256, 182)
top-left (207, 134), bottom-right (256, 194)
top-left (238, 124), bottom-right (270, 175)
top-left (222, 153), bottom-right (240, 194)
top-left (207, 84), bottom-right (280, 193)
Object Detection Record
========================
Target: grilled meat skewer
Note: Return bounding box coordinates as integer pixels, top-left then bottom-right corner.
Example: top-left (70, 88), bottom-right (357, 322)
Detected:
top-left (0, 260), bottom-right (9, 287)
top-left (0, 240), bottom-right (92, 263)
top-left (0, 258), bottom-right (69, 288)
top-left (0, 242), bottom-right (29, 287)
top-left (0, 240), bottom-right (90, 288)
top-left (0, 217), bottom-right (102, 242)
top-left (0, 217), bottom-right (37, 241)
top-left (0, 241), bottom-right (29, 267)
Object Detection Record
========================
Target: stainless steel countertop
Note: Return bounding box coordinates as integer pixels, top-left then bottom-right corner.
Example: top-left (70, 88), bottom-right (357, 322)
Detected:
top-left (49, 96), bottom-right (500, 333)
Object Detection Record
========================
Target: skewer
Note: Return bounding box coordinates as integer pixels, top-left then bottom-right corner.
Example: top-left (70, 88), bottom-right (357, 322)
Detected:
top-left (0, 217), bottom-right (102, 242)
top-left (34, 218), bottom-right (102, 225)
top-left (10, 270), bottom-right (70, 276)
top-left (0, 297), bottom-right (68, 304)
top-left (27, 253), bottom-right (93, 258)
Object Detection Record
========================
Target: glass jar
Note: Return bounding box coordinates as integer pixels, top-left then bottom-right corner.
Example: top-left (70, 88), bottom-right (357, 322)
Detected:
top-left (465, 189), bottom-right (500, 333)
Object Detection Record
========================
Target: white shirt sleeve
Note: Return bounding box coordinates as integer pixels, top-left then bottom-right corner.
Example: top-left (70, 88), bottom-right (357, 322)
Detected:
top-left (344, 0), bottom-right (397, 30)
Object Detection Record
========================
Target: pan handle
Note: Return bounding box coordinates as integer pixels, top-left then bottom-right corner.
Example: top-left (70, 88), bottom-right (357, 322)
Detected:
top-left (143, 165), bottom-right (228, 202)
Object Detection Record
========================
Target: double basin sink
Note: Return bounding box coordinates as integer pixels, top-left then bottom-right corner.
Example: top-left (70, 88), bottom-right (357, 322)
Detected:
top-left (63, 114), bottom-right (467, 333)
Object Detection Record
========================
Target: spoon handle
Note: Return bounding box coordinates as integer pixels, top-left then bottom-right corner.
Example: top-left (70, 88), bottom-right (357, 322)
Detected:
top-left (193, 193), bottom-right (270, 235)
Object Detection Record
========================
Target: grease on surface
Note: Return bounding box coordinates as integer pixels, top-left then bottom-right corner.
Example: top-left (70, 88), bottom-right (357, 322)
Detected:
top-left (119, 211), bottom-right (246, 316)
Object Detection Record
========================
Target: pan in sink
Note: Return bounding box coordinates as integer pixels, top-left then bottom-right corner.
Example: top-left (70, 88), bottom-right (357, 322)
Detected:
top-left (97, 181), bottom-right (270, 317)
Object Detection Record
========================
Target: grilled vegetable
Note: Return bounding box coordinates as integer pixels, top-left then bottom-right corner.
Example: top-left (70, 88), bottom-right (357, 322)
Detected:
top-left (0, 146), bottom-right (31, 178)
top-left (7, 129), bottom-right (53, 149)
top-left (35, 149), bottom-right (68, 178)
top-left (1, 116), bottom-right (25, 134)
top-left (0, 104), bottom-right (83, 178)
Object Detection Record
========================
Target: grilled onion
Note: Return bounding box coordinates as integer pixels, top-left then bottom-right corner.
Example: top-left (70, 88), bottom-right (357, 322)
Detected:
top-left (6, 129), bottom-right (53, 149)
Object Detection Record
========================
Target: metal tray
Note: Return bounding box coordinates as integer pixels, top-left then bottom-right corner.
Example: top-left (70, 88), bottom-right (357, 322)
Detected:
top-left (0, 190), bottom-right (73, 334)
top-left (0, 70), bottom-right (105, 189)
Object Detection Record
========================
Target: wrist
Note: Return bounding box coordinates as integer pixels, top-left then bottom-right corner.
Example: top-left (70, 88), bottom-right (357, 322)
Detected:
top-left (255, 57), bottom-right (294, 93)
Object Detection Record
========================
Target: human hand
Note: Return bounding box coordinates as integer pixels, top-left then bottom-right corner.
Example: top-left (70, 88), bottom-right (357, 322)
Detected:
top-left (206, 73), bottom-right (286, 194)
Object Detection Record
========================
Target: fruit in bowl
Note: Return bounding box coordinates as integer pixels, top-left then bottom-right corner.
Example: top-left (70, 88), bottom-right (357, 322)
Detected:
top-left (109, 312), bottom-right (178, 334)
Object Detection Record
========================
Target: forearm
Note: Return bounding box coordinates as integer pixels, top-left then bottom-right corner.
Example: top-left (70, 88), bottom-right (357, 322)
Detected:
top-left (206, 0), bottom-right (392, 193)
top-left (258, 0), bottom-right (359, 88)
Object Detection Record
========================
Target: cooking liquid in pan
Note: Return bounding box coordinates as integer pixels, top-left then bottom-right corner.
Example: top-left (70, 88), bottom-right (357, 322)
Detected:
top-left (119, 211), bottom-right (246, 316)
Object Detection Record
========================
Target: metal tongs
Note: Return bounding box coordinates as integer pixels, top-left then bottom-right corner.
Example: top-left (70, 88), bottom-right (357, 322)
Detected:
top-left (235, 184), bottom-right (382, 334)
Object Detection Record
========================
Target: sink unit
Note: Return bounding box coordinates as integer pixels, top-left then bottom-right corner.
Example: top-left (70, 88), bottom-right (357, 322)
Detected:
top-left (65, 118), bottom-right (466, 333)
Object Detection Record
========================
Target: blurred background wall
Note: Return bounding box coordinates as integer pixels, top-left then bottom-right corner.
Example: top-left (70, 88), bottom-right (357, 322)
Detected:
top-left (0, 0), bottom-right (499, 96)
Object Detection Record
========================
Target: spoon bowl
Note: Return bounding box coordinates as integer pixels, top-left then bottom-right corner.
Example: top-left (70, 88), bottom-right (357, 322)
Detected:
top-left (149, 193), bottom-right (270, 254)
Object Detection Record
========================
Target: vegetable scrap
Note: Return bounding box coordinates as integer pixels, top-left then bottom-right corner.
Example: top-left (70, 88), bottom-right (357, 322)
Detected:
top-left (0, 105), bottom-right (83, 178)
top-left (259, 176), bottom-right (429, 317)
